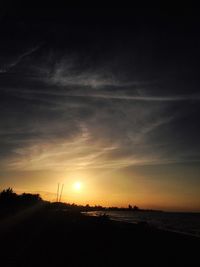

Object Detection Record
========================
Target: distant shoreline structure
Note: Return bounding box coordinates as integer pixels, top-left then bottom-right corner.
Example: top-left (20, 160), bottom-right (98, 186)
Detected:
top-left (1, 188), bottom-right (200, 213)
top-left (0, 188), bottom-right (164, 213)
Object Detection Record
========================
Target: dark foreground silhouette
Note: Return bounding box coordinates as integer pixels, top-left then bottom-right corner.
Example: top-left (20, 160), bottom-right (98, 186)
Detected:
top-left (0, 189), bottom-right (199, 267)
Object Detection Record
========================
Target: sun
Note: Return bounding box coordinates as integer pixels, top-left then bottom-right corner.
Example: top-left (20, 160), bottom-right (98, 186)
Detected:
top-left (73, 181), bottom-right (82, 191)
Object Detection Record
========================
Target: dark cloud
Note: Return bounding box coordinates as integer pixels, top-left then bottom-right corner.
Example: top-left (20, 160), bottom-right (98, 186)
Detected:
top-left (0, 8), bottom-right (200, 172)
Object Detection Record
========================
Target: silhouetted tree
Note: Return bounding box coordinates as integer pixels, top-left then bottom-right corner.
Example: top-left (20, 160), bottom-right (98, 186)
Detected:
top-left (19, 193), bottom-right (42, 205)
top-left (0, 188), bottom-right (17, 204)
top-left (0, 188), bottom-right (43, 216)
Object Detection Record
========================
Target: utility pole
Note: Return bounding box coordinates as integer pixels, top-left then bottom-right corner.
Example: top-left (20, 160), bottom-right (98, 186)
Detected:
top-left (59, 184), bottom-right (64, 203)
top-left (56, 183), bottom-right (60, 202)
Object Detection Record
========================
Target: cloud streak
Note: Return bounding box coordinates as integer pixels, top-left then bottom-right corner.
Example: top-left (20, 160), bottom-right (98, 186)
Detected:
top-left (0, 46), bottom-right (200, 174)
top-left (0, 45), bottom-right (41, 73)
top-left (2, 87), bottom-right (200, 103)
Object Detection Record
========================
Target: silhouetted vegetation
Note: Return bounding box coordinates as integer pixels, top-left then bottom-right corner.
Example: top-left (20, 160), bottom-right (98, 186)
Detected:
top-left (0, 188), bottom-right (43, 219)
top-left (0, 188), bottom-right (162, 219)
top-left (0, 188), bottom-right (199, 266)
top-left (0, 188), bottom-right (42, 205)
top-left (0, 188), bottom-right (17, 204)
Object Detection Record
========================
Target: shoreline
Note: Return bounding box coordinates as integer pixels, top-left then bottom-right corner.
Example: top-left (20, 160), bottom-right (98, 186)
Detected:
top-left (83, 210), bottom-right (200, 239)
top-left (0, 206), bottom-right (200, 266)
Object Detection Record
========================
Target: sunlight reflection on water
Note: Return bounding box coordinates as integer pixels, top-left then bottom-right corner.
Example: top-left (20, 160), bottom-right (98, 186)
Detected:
top-left (83, 210), bottom-right (200, 237)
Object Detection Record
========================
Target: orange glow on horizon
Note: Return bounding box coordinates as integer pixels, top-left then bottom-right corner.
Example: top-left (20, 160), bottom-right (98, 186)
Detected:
top-left (2, 161), bottom-right (200, 213)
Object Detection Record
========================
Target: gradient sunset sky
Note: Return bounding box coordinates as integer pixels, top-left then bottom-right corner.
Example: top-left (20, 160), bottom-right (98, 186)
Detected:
top-left (0, 6), bottom-right (200, 211)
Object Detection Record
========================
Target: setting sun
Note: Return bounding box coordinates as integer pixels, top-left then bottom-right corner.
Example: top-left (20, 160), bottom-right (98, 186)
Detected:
top-left (73, 182), bottom-right (82, 191)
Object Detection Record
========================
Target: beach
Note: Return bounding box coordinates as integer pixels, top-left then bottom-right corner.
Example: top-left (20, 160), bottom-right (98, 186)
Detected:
top-left (84, 210), bottom-right (200, 238)
top-left (0, 204), bottom-right (199, 267)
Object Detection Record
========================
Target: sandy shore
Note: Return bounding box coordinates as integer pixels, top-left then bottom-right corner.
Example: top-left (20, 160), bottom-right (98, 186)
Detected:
top-left (0, 206), bottom-right (199, 266)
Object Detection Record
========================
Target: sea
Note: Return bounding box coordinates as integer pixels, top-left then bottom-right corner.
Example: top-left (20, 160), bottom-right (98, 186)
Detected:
top-left (84, 210), bottom-right (200, 238)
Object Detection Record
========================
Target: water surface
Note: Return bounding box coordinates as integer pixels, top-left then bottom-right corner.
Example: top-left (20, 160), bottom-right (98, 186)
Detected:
top-left (84, 210), bottom-right (200, 237)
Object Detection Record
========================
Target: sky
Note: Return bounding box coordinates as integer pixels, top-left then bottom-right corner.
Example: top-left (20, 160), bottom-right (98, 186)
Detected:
top-left (0, 6), bottom-right (200, 211)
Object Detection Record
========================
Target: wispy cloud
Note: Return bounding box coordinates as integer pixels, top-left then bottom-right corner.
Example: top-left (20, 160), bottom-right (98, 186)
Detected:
top-left (1, 50), bottom-right (200, 174)
top-left (3, 87), bottom-right (200, 103)
top-left (1, 111), bottom-right (197, 172)
top-left (0, 45), bottom-right (41, 73)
